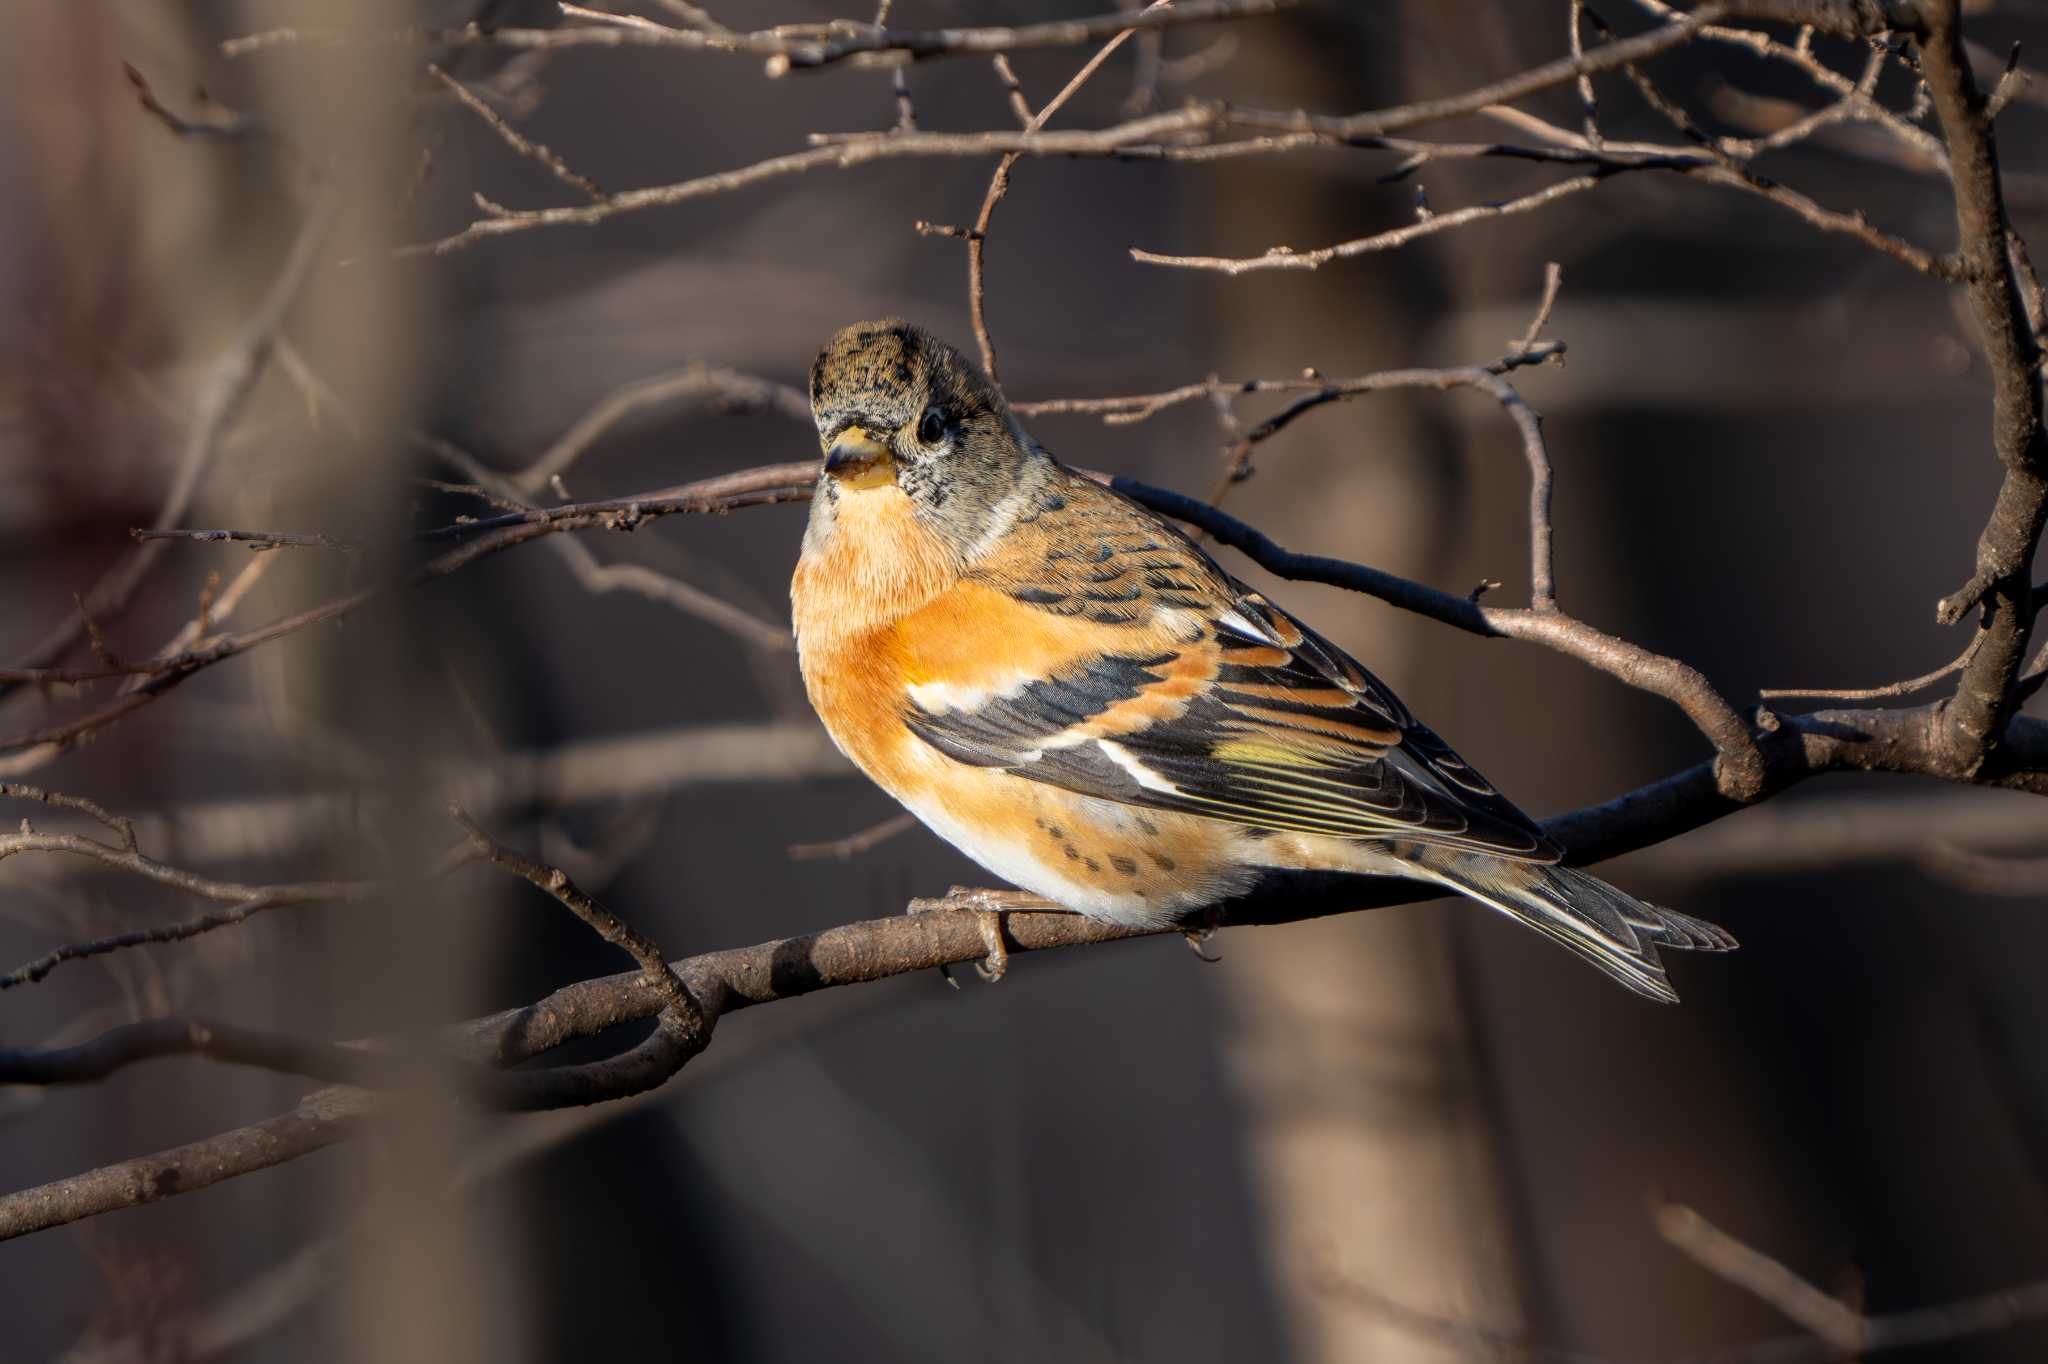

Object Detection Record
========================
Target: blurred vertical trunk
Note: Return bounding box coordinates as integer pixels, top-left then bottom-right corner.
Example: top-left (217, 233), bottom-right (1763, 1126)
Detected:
top-left (222, 3), bottom-right (533, 1360)
top-left (1191, 5), bottom-right (1534, 1356)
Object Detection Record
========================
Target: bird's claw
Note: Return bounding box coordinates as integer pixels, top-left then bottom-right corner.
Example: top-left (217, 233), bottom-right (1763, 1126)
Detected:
top-left (1182, 926), bottom-right (1222, 963)
top-left (907, 886), bottom-right (1053, 984)
top-left (974, 912), bottom-right (1008, 982)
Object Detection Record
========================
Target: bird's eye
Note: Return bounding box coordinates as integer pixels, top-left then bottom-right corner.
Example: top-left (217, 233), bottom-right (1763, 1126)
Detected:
top-left (916, 407), bottom-right (947, 446)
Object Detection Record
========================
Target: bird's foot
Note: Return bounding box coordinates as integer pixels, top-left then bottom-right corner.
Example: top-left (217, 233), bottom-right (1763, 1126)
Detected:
top-left (1178, 904), bottom-right (1225, 963)
top-left (906, 886), bottom-right (1056, 983)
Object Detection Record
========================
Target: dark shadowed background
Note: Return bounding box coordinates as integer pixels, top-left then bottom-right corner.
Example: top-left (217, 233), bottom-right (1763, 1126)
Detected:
top-left (1, 1), bottom-right (2045, 1360)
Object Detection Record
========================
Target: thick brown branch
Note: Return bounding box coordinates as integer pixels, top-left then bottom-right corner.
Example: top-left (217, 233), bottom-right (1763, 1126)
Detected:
top-left (1917, 2), bottom-right (2048, 772)
top-left (6, 696), bottom-right (2042, 1240)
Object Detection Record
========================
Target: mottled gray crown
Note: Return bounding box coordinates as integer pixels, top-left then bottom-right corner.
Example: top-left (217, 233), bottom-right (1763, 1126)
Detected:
top-left (809, 320), bottom-right (998, 438)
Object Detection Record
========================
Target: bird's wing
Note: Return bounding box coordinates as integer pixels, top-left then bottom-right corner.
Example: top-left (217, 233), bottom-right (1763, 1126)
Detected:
top-left (905, 479), bottom-right (1560, 861)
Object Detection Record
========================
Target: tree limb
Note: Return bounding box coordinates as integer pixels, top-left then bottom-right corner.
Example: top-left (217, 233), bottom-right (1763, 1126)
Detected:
top-left (1915, 1), bottom-right (2048, 773)
top-left (5, 693), bottom-right (2041, 1241)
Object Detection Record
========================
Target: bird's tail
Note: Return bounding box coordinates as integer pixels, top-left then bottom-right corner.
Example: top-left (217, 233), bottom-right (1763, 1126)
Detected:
top-left (1400, 847), bottom-right (1736, 1003)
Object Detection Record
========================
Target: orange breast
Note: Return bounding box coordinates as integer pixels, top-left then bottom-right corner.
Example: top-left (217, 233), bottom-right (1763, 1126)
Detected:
top-left (791, 488), bottom-right (1258, 920)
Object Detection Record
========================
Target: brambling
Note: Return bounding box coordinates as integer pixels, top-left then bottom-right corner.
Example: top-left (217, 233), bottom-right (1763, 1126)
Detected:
top-left (791, 321), bottom-right (1735, 1002)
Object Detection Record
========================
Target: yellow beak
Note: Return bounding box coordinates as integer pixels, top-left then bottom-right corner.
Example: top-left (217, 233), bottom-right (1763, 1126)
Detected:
top-left (822, 426), bottom-right (895, 490)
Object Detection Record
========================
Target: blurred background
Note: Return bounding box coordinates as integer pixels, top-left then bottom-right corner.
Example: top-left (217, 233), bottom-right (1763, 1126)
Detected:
top-left (1, 1), bottom-right (2045, 1359)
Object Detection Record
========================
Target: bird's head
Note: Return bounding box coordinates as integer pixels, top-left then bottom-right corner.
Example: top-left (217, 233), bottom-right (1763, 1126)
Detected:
top-left (806, 320), bottom-right (1044, 554)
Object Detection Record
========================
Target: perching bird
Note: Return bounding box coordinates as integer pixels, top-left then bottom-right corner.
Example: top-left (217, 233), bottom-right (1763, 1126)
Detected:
top-left (791, 321), bottom-right (1735, 1002)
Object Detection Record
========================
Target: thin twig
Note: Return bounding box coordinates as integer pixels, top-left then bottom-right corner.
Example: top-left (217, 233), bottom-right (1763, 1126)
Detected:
top-left (0, 784), bottom-right (138, 849)
top-left (1619, 0), bottom-right (1947, 167)
top-left (218, 1), bottom-right (1291, 74)
top-left (546, 536), bottom-right (793, 652)
top-left (452, 807), bottom-right (706, 1035)
top-left (787, 812), bottom-right (918, 861)
top-left (394, 108), bottom-right (1219, 256)
top-left (1656, 1202), bottom-right (1869, 1351)
top-left (1916, 841), bottom-right (2048, 896)
top-left (1569, 0), bottom-right (1601, 146)
top-left (1317, 1209), bottom-right (2048, 1362)
top-left (1132, 173), bottom-right (1607, 274)
top-left (891, 66), bottom-right (916, 131)
top-left (0, 887), bottom-right (372, 991)
top-left (0, 464), bottom-right (820, 757)
top-left (1511, 260), bottom-right (1565, 357)
top-left (0, 817), bottom-right (380, 989)
top-left (428, 63), bottom-right (605, 202)
top-left (964, 0), bottom-right (1167, 385)
top-left (1760, 635), bottom-right (1980, 701)
top-left (129, 527), bottom-right (355, 551)
top-left (990, 54), bottom-right (1033, 125)
top-left (117, 553), bottom-right (277, 696)
top-left (122, 64), bottom-right (259, 140)
top-left (508, 363), bottom-right (809, 497)
top-left (362, 4), bottom-right (1940, 263)
top-left (0, 192), bottom-right (337, 700)
top-left (1477, 102), bottom-right (1954, 277)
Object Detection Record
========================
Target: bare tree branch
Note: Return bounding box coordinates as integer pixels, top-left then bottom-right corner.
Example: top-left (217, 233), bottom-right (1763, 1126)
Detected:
top-left (1915, 2), bottom-right (2048, 773)
top-left (0, 191), bottom-right (336, 702)
top-left (452, 807), bottom-right (706, 1036)
top-left (121, 63), bottom-right (260, 141)
top-left (505, 363), bottom-right (809, 498)
top-left (427, 62), bottom-right (604, 202)
top-left (1313, 1200), bottom-right (2048, 1361)
top-left (787, 811), bottom-right (918, 861)
top-left (1624, 0), bottom-right (1949, 166)
top-left (1657, 1202), bottom-right (1869, 1350)
top-left (545, 536), bottom-right (793, 652)
top-left (959, 0), bottom-right (1167, 385)
top-left (0, 463), bottom-right (819, 757)
top-left (1110, 478), bottom-right (1769, 793)
top-left (221, 1), bottom-right (1293, 73)
top-left (1146, 101), bottom-right (1953, 277)
top-left (0, 792), bottom-right (384, 989)
top-left (367, 4), bottom-right (1932, 262)
top-left (1132, 173), bottom-right (1609, 274)
top-left (393, 108), bottom-right (1220, 257)
top-left (128, 527), bottom-right (356, 551)
top-left (9, 0), bottom-right (2047, 1277)
top-left (1760, 634), bottom-right (1982, 702)
top-left (4, 692), bottom-right (2042, 1240)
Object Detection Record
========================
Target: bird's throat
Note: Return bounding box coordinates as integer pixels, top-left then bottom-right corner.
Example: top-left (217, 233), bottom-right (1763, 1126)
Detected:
top-left (793, 484), bottom-right (961, 645)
